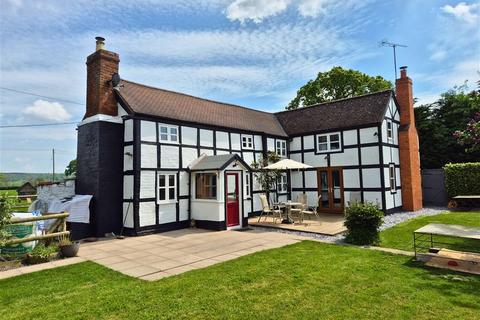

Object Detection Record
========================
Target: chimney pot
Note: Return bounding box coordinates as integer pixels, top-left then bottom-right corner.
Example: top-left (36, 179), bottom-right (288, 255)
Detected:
top-left (400, 65), bottom-right (408, 78)
top-left (95, 36), bottom-right (105, 51)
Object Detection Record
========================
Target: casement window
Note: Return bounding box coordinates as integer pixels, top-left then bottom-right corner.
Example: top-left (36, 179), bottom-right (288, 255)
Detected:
top-left (196, 173), bottom-right (217, 199)
top-left (276, 140), bottom-right (287, 157)
top-left (159, 124), bottom-right (178, 143)
top-left (245, 173), bottom-right (251, 198)
top-left (389, 163), bottom-right (396, 193)
top-left (387, 121), bottom-right (393, 141)
top-left (277, 174), bottom-right (287, 193)
top-left (242, 136), bottom-right (253, 149)
top-left (316, 132), bottom-right (341, 153)
top-left (158, 173), bottom-right (176, 203)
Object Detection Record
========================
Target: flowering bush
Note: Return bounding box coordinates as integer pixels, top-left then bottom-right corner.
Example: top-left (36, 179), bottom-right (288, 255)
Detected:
top-left (454, 112), bottom-right (480, 153)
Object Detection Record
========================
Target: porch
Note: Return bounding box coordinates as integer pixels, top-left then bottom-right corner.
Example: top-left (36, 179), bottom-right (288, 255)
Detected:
top-left (248, 213), bottom-right (347, 236)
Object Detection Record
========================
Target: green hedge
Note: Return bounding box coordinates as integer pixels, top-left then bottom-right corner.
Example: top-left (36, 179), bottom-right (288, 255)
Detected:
top-left (344, 202), bottom-right (384, 245)
top-left (444, 162), bottom-right (480, 197)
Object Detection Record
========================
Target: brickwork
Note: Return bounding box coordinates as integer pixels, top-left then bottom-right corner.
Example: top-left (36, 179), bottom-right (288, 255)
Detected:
top-left (396, 67), bottom-right (423, 211)
top-left (85, 49), bottom-right (119, 118)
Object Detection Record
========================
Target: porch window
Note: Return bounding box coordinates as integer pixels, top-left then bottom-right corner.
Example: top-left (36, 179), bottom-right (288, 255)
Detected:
top-left (277, 174), bottom-right (287, 193)
top-left (158, 173), bottom-right (176, 203)
top-left (196, 173), bottom-right (217, 199)
top-left (276, 140), bottom-right (286, 157)
top-left (387, 121), bottom-right (393, 141)
top-left (242, 136), bottom-right (253, 149)
top-left (389, 163), bottom-right (396, 193)
top-left (159, 124), bottom-right (178, 143)
top-left (316, 132), bottom-right (342, 153)
top-left (245, 173), bottom-right (251, 198)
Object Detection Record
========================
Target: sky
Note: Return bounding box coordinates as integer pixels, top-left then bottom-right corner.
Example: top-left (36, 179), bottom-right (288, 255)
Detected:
top-left (0, 0), bottom-right (479, 173)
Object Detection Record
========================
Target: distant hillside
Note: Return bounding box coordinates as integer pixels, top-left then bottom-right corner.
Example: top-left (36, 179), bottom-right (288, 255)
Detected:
top-left (0, 172), bottom-right (67, 188)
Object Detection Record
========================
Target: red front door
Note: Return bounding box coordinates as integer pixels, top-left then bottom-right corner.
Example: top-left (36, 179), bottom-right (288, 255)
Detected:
top-left (226, 172), bottom-right (240, 227)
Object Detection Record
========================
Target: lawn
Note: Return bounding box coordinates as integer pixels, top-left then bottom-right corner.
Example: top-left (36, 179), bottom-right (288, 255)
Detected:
top-left (1, 241), bottom-right (479, 320)
top-left (380, 211), bottom-right (480, 252)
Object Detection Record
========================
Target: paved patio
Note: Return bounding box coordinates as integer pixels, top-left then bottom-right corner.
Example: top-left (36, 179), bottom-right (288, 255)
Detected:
top-left (77, 228), bottom-right (303, 281)
top-left (248, 213), bottom-right (346, 236)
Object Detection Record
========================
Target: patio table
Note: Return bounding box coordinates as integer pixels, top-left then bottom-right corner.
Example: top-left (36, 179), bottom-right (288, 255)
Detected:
top-left (279, 201), bottom-right (302, 224)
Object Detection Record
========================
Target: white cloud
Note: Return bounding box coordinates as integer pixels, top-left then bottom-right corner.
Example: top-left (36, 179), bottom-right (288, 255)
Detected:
top-left (226, 0), bottom-right (289, 23)
top-left (297, 0), bottom-right (328, 17)
top-left (22, 99), bottom-right (72, 122)
top-left (430, 50), bottom-right (447, 62)
top-left (441, 2), bottom-right (479, 25)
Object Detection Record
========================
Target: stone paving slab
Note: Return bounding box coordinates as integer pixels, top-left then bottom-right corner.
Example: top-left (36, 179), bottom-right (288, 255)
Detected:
top-left (0, 228), bottom-right (313, 281)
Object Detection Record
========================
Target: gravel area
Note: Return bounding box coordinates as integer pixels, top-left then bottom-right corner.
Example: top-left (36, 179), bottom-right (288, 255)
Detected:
top-left (379, 207), bottom-right (448, 231)
top-left (250, 207), bottom-right (449, 243)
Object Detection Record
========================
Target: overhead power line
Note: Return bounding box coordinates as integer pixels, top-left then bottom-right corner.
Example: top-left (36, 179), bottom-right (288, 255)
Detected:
top-left (0, 86), bottom-right (84, 106)
top-left (0, 121), bottom-right (80, 128)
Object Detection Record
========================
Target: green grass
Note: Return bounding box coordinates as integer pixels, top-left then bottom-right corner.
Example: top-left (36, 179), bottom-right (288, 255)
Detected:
top-left (1, 241), bottom-right (479, 319)
top-left (380, 211), bottom-right (480, 252)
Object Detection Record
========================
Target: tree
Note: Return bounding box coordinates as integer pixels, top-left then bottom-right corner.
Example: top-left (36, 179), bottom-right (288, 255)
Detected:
top-left (64, 159), bottom-right (77, 177)
top-left (415, 85), bottom-right (480, 168)
top-left (454, 112), bottom-right (480, 153)
top-left (287, 66), bottom-right (392, 110)
top-left (251, 151), bottom-right (282, 202)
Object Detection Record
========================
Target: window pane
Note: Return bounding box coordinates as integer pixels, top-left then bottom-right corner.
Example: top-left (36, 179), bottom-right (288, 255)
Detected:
top-left (169, 187), bottom-right (175, 200)
top-left (318, 136), bottom-right (327, 143)
top-left (319, 143), bottom-right (328, 151)
top-left (331, 142), bottom-right (340, 150)
top-left (160, 134), bottom-right (168, 141)
top-left (159, 188), bottom-right (166, 200)
top-left (159, 175), bottom-right (165, 187)
top-left (330, 134), bottom-right (339, 142)
top-left (160, 127), bottom-right (168, 133)
top-left (170, 127), bottom-right (177, 135)
top-left (169, 175), bottom-right (175, 186)
top-left (170, 135), bottom-right (177, 142)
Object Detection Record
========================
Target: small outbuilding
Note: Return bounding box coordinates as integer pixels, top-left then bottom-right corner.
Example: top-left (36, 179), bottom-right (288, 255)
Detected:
top-left (16, 182), bottom-right (37, 196)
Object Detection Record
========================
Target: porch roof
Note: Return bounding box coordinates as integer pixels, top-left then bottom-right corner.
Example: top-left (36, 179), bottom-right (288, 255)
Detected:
top-left (189, 154), bottom-right (251, 172)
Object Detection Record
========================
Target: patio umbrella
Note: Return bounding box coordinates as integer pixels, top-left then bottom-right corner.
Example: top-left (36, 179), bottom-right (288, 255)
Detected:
top-left (264, 158), bottom-right (312, 170)
top-left (264, 159), bottom-right (312, 224)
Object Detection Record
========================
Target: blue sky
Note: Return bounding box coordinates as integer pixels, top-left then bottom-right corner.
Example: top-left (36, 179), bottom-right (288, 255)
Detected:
top-left (0, 0), bottom-right (479, 173)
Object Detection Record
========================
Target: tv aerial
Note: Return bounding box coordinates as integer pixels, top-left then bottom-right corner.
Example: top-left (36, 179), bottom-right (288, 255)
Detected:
top-left (380, 40), bottom-right (407, 80)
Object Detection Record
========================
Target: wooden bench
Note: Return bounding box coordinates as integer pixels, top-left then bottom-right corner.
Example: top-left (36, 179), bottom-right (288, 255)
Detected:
top-left (413, 223), bottom-right (480, 275)
top-left (448, 195), bottom-right (480, 209)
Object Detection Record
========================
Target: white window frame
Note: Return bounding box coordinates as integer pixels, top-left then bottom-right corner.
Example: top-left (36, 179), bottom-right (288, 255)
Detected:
top-left (157, 173), bottom-right (177, 204)
top-left (316, 132), bottom-right (342, 153)
top-left (242, 135), bottom-right (253, 149)
top-left (388, 163), bottom-right (396, 193)
top-left (276, 140), bottom-right (287, 157)
top-left (245, 173), bottom-right (251, 198)
top-left (277, 174), bottom-right (288, 193)
top-left (159, 124), bottom-right (178, 143)
top-left (387, 120), bottom-right (393, 142)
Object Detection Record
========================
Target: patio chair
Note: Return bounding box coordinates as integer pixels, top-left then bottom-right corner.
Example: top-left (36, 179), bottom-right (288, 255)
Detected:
top-left (302, 194), bottom-right (319, 219)
top-left (289, 194), bottom-right (306, 223)
top-left (258, 194), bottom-right (282, 223)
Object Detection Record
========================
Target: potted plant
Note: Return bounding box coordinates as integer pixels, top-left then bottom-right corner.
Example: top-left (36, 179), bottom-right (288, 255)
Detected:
top-left (25, 242), bottom-right (59, 264)
top-left (58, 234), bottom-right (80, 258)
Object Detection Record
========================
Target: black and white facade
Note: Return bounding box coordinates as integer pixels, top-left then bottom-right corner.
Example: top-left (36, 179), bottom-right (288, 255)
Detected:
top-left (77, 39), bottom-right (417, 238)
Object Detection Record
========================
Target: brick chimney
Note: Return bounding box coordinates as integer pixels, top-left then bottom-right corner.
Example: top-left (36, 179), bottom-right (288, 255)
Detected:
top-left (85, 37), bottom-right (119, 118)
top-left (395, 66), bottom-right (423, 211)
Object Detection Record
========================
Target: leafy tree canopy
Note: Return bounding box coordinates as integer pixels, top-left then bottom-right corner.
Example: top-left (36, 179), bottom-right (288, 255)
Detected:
top-left (415, 84), bottom-right (480, 169)
top-left (64, 159), bottom-right (77, 177)
top-left (286, 66), bottom-right (392, 110)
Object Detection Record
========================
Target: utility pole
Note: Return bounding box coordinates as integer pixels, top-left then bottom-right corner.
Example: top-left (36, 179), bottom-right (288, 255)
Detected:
top-left (52, 148), bottom-right (55, 182)
top-left (380, 40), bottom-right (407, 80)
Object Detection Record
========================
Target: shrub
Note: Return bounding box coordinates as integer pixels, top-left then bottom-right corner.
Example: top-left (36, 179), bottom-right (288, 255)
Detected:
top-left (26, 243), bottom-right (58, 264)
top-left (344, 202), bottom-right (384, 245)
top-left (0, 195), bottom-right (14, 247)
top-left (444, 162), bottom-right (480, 197)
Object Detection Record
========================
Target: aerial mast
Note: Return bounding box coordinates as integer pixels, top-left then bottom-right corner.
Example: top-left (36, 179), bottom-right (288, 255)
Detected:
top-left (380, 40), bottom-right (407, 80)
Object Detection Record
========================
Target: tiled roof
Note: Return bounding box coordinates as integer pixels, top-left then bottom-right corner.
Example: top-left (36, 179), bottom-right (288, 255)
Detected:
top-left (116, 80), bottom-right (288, 137)
top-left (274, 90), bottom-right (393, 136)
